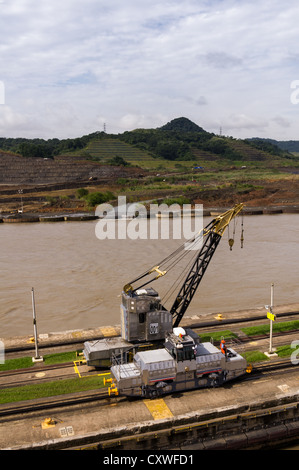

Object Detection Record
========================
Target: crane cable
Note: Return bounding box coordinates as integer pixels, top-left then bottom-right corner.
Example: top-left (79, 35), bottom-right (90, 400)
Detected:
top-left (124, 228), bottom-right (206, 293)
top-left (227, 213), bottom-right (244, 250)
top-left (161, 240), bottom-right (203, 306)
top-left (241, 213), bottom-right (244, 248)
top-left (124, 204), bottom-right (244, 294)
top-left (228, 218), bottom-right (236, 251)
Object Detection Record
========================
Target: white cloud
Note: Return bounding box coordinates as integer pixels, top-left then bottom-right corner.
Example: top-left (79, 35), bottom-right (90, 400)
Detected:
top-left (272, 116), bottom-right (291, 129)
top-left (0, 106), bottom-right (33, 134)
top-left (225, 113), bottom-right (269, 132)
top-left (0, 0), bottom-right (299, 139)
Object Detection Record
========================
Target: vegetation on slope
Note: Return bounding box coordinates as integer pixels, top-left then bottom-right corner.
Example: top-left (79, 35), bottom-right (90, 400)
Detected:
top-left (0, 117), bottom-right (297, 169)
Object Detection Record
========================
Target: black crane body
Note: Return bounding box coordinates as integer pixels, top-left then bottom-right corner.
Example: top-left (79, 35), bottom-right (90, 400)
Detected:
top-left (83, 203), bottom-right (244, 369)
top-left (125, 203), bottom-right (244, 331)
top-left (171, 228), bottom-right (222, 327)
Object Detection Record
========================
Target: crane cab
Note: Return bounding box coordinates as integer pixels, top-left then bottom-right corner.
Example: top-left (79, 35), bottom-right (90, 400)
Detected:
top-left (121, 287), bottom-right (172, 342)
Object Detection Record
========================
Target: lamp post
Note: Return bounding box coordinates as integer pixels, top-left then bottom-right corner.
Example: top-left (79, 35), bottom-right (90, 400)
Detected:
top-left (18, 189), bottom-right (23, 213)
top-left (31, 288), bottom-right (43, 363)
top-left (265, 283), bottom-right (276, 355)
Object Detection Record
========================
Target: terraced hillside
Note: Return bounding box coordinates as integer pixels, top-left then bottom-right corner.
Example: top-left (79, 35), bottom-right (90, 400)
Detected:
top-left (0, 151), bottom-right (144, 185)
top-left (192, 139), bottom-right (297, 166)
top-left (190, 147), bottom-right (223, 162)
top-left (85, 136), bottom-right (267, 167)
top-left (226, 139), bottom-right (285, 162)
top-left (86, 138), bottom-right (157, 167)
top-left (82, 135), bottom-right (297, 170)
top-left (0, 117), bottom-right (297, 188)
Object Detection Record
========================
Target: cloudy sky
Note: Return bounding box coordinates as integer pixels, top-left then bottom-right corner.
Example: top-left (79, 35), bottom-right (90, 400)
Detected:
top-left (0, 0), bottom-right (299, 140)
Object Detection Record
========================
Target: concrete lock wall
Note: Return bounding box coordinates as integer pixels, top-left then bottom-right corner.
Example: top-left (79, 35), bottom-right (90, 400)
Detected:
top-left (20, 394), bottom-right (299, 451)
top-left (94, 398), bottom-right (299, 451)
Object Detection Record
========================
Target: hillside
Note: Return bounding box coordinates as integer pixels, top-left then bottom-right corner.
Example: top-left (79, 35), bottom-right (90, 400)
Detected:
top-left (159, 117), bottom-right (206, 132)
top-left (248, 137), bottom-right (299, 153)
top-left (116, 117), bottom-right (297, 167)
top-left (0, 117), bottom-right (298, 215)
top-left (0, 117), bottom-right (297, 170)
top-left (85, 137), bottom-right (157, 167)
top-left (0, 150), bottom-right (145, 185)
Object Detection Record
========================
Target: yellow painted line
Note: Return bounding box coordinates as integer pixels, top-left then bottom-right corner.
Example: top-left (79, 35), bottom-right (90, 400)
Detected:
top-left (71, 331), bottom-right (83, 338)
top-left (98, 372), bottom-right (111, 377)
top-left (100, 326), bottom-right (118, 337)
top-left (143, 398), bottom-right (173, 420)
top-left (73, 361), bottom-right (82, 378)
top-left (73, 361), bottom-right (111, 380)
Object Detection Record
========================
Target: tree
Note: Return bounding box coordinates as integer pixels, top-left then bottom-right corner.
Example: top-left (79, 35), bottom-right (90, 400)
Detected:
top-left (18, 142), bottom-right (53, 158)
top-left (109, 156), bottom-right (129, 166)
top-left (156, 142), bottom-right (179, 160)
top-left (85, 191), bottom-right (115, 207)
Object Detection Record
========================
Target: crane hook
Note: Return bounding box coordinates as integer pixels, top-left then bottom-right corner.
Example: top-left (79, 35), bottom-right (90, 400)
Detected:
top-left (228, 238), bottom-right (234, 251)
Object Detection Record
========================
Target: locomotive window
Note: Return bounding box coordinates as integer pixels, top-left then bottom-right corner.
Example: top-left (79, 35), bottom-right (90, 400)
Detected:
top-left (139, 313), bottom-right (145, 323)
top-left (177, 350), bottom-right (184, 361)
top-left (185, 347), bottom-right (194, 361)
top-left (178, 346), bottom-right (194, 361)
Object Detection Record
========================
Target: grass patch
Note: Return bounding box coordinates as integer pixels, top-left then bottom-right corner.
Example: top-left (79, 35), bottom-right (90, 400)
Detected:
top-left (0, 374), bottom-right (108, 405)
top-left (241, 320), bottom-right (299, 337)
top-left (0, 351), bottom-right (78, 372)
top-left (0, 356), bottom-right (33, 371)
top-left (162, 196), bottom-right (191, 206)
top-left (276, 344), bottom-right (295, 358)
top-left (241, 350), bottom-right (269, 363)
top-left (43, 351), bottom-right (78, 365)
top-left (199, 330), bottom-right (237, 343)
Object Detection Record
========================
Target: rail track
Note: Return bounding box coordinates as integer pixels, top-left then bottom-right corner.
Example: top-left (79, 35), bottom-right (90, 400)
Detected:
top-left (251, 358), bottom-right (297, 377)
top-left (0, 388), bottom-right (111, 419)
top-left (186, 310), bottom-right (299, 331)
top-left (2, 328), bottom-right (297, 390)
top-left (4, 310), bottom-right (299, 358)
top-left (0, 362), bottom-right (76, 389)
top-left (0, 357), bottom-right (297, 420)
top-left (1, 312), bottom-right (299, 420)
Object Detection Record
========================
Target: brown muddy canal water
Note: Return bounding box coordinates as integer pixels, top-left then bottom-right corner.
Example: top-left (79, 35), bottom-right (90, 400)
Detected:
top-left (0, 214), bottom-right (298, 337)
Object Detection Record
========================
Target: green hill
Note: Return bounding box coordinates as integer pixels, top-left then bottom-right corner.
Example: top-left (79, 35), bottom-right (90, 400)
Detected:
top-left (0, 117), bottom-right (298, 171)
top-left (247, 137), bottom-right (299, 153)
top-left (115, 118), bottom-right (297, 168)
top-left (159, 117), bottom-right (206, 132)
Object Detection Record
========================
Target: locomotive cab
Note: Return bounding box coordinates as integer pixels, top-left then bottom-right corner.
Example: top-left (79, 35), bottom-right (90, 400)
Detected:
top-left (164, 327), bottom-right (200, 362)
